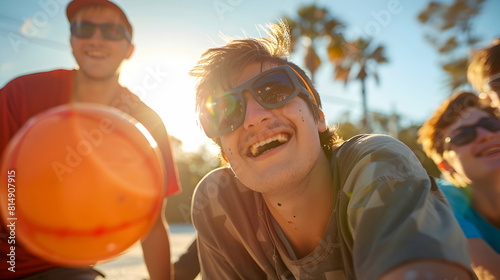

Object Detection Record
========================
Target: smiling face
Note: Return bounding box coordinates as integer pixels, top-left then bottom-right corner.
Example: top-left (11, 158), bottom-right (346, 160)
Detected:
top-left (70, 6), bottom-right (134, 80)
top-left (442, 108), bottom-right (500, 186)
top-left (218, 62), bottom-right (327, 194)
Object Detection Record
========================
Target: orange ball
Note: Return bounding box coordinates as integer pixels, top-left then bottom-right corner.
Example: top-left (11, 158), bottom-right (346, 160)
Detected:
top-left (0, 104), bottom-right (165, 266)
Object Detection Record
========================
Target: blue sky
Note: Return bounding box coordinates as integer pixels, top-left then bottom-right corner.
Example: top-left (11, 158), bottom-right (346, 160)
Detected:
top-left (1, 0), bottom-right (499, 152)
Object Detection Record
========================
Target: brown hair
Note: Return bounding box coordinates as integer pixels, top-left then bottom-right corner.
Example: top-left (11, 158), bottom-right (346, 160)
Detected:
top-left (467, 38), bottom-right (500, 92)
top-left (189, 21), bottom-right (342, 160)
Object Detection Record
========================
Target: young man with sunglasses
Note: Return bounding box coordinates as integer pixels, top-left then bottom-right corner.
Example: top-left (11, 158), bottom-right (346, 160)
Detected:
top-left (418, 91), bottom-right (500, 279)
top-left (468, 38), bottom-right (500, 108)
top-left (0, 0), bottom-right (180, 279)
top-left (189, 22), bottom-right (474, 279)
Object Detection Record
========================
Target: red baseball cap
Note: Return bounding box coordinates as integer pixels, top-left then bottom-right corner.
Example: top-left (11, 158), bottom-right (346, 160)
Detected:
top-left (66, 0), bottom-right (133, 39)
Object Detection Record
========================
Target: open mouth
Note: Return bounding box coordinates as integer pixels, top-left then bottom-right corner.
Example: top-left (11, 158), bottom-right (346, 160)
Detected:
top-left (86, 50), bottom-right (108, 59)
top-left (248, 133), bottom-right (289, 157)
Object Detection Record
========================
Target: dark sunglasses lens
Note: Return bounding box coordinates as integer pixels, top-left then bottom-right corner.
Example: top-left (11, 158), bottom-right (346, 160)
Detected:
top-left (71, 22), bottom-right (128, 40)
top-left (480, 117), bottom-right (500, 132)
top-left (71, 22), bottom-right (95, 38)
top-left (451, 128), bottom-right (476, 146)
top-left (253, 71), bottom-right (295, 105)
top-left (202, 94), bottom-right (243, 136)
top-left (489, 78), bottom-right (500, 93)
top-left (100, 24), bottom-right (126, 40)
top-left (451, 117), bottom-right (500, 146)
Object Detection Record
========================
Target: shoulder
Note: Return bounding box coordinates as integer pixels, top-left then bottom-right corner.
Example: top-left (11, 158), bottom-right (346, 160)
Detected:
top-left (192, 167), bottom-right (259, 225)
top-left (335, 134), bottom-right (426, 179)
top-left (113, 88), bottom-right (167, 139)
top-left (115, 88), bottom-right (165, 128)
top-left (192, 168), bottom-right (246, 206)
top-left (1, 69), bottom-right (71, 99)
top-left (436, 179), bottom-right (469, 204)
top-left (436, 179), bottom-right (472, 214)
top-left (335, 134), bottom-right (414, 161)
top-left (4, 69), bottom-right (70, 87)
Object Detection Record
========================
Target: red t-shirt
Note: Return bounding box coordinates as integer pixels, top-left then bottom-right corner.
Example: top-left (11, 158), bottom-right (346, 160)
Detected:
top-left (0, 69), bottom-right (181, 278)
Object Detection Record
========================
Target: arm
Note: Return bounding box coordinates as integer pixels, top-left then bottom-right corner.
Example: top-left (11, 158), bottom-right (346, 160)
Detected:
top-left (468, 238), bottom-right (500, 279)
top-left (380, 260), bottom-right (473, 280)
top-left (133, 105), bottom-right (182, 279)
top-left (173, 239), bottom-right (200, 280)
top-left (141, 198), bottom-right (172, 280)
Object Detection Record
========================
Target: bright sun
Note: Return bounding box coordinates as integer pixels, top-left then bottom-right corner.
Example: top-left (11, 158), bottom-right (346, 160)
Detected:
top-left (119, 53), bottom-right (216, 154)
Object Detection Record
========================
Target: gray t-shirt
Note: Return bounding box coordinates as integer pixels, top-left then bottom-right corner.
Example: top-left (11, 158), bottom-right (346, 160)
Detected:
top-left (191, 134), bottom-right (473, 279)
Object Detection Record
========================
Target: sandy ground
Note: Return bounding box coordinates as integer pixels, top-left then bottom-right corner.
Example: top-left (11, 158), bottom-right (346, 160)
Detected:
top-left (94, 223), bottom-right (198, 280)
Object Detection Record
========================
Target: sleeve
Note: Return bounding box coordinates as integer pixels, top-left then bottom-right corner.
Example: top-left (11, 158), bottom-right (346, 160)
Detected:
top-left (195, 236), bottom-right (240, 280)
top-left (191, 169), bottom-right (242, 279)
top-left (336, 135), bottom-right (473, 280)
top-left (191, 168), bottom-right (271, 279)
top-left (157, 126), bottom-right (182, 197)
top-left (0, 79), bottom-right (24, 156)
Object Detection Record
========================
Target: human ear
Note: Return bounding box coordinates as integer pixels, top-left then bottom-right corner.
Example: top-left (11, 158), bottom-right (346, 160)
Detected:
top-left (125, 43), bottom-right (134, 59)
top-left (317, 109), bottom-right (327, 133)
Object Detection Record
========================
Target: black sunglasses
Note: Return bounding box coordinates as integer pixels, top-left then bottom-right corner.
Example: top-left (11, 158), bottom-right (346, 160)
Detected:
top-left (485, 73), bottom-right (500, 94)
top-left (199, 65), bottom-right (319, 138)
top-left (70, 21), bottom-right (131, 41)
top-left (444, 116), bottom-right (500, 149)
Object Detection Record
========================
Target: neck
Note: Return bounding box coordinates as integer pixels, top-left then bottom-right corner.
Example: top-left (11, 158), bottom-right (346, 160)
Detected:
top-left (263, 152), bottom-right (333, 258)
top-left (72, 70), bottom-right (121, 105)
top-left (470, 176), bottom-right (500, 228)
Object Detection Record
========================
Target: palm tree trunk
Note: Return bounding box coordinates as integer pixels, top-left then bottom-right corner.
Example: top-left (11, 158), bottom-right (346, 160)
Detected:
top-left (361, 78), bottom-right (370, 133)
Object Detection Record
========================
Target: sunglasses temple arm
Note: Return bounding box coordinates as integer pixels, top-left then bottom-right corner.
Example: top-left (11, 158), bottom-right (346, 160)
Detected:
top-left (289, 68), bottom-right (318, 107)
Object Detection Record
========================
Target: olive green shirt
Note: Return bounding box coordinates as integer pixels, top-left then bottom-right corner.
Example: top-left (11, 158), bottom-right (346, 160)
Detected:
top-left (192, 134), bottom-right (472, 279)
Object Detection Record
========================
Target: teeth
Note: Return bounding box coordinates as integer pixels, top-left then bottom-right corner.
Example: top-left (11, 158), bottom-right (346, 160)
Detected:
top-left (250, 133), bottom-right (288, 156)
top-left (87, 51), bottom-right (107, 58)
top-left (482, 147), bottom-right (500, 156)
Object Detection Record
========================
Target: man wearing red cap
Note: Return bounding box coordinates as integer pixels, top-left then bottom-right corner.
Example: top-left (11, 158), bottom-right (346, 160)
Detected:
top-left (0, 0), bottom-right (181, 279)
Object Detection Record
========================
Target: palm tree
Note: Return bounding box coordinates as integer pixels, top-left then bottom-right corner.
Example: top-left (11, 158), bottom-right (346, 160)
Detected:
top-left (329, 38), bottom-right (388, 133)
top-left (417, 0), bottom-right (486, 92)
top-left (283, 4), bottom-right (344, 83)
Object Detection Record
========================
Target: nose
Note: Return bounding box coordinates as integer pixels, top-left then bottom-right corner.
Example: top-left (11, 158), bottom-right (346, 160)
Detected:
top-left (89, 27), bottom-right (105, 41)
top-left (242, 93), bottom-right (272, 130)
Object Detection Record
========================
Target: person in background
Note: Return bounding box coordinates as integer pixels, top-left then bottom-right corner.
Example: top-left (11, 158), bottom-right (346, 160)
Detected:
top-left (418, 91), bottom-right (500, 279)
top-left (188, 21), bottom-right (474, 279)
top-left (0, 0), bottom-right (181, 279)
top-left (468, 38), bottom-right (500, 107)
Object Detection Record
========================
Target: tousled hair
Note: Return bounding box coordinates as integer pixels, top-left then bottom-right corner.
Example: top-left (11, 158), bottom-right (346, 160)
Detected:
top-left (467, 38), bottom-right (500, 92)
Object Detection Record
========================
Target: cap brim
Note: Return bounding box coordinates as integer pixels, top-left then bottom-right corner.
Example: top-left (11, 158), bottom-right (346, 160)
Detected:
top-left (66, 0), bottom-right (132, 37)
